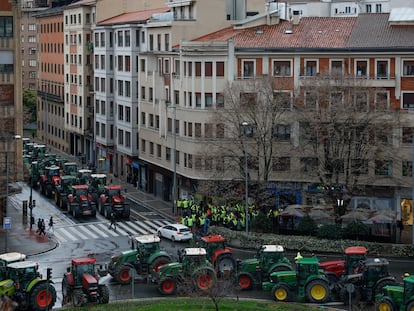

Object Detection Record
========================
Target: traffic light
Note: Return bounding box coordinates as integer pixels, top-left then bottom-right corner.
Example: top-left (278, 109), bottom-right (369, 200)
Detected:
top-left (46, 268), bottom-right (52, 280)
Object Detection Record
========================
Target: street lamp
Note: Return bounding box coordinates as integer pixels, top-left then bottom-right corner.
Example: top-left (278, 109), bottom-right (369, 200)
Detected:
top-left (4, 134), bottom-right (21, 252)
top-left (242, 121), bottom-right (249, 233)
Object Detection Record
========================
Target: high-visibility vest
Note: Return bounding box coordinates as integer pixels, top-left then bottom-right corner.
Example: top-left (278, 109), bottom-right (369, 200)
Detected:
top-left (187, 217), bottom-right (193, 227)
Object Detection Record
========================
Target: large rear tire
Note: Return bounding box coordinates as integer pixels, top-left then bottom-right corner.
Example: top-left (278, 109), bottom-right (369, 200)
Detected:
top-left (30, 282), bottom-right (57, 311)
top-left (306, 279), bottom-right (330, 303)
top-left (72, 288), bottom-right (84, 307)
top-left (98, 284), bottom-right (109, 304)
top-left (113, 264), bottom-right (132, 284)
top-left (406, 301), bottom-right (414, 311)
top-left (216, 254), bottom-right (236, 275)
top-left (61, 275), bottom-right (71, 305)
top-left (375, 297), bottom-right (396, 311)
top-left (374, 279), bottom-right (397, 297)
top-left (271, 283), bottom-right (290, 302)
top-left (150, 256), bottom-right (171, 273)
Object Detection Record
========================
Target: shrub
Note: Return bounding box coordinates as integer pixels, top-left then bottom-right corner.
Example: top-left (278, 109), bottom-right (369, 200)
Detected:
top-left (296, 215), bottom-right (317, 236)
top-left (344, 220), bottom-right (369, 240)
top-left (316, 224), bottom-right (344, 240)
top-left (251, 211), bottom-right (273, 233)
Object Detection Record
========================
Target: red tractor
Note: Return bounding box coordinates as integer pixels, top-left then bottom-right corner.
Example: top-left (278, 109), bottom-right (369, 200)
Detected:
top-left (62, 257), bottom-right (109, 307)
top-left (98, 185), bottom-right (130, 219)
top-left (319, 246), bottom-right (367, 282)
top-left (39, 165), bottom-right (61, 198)
top-left (67, 184), bottom-right (97, 218)
top-left (199, 234), bottom-right (236, 276)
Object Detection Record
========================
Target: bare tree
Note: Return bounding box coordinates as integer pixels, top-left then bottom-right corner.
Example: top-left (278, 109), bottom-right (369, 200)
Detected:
top-left (294, 71), bottom-right (401, 213)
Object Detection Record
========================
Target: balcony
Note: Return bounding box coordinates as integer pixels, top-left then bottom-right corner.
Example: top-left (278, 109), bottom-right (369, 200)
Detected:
top-left (298, 74), bottom-right (396, 88)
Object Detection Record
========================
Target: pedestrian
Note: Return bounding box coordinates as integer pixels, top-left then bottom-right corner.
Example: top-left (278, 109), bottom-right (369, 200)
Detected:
top-left (39, 219), bottom-right (46, 236)
top-left (48, 216), bottom-right (54, 233)
top-left (108, 212), bottom-right (117, 230)
top-left (36, 218), bottom-right (42, 234)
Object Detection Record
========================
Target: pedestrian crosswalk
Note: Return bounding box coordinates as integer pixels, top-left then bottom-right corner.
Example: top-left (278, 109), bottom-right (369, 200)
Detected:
top-left (53, 219), bottom-right (171, 243)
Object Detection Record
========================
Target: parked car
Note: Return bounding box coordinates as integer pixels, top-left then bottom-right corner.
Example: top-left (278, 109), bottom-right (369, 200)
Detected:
top-left (157, 224), bottom-right (193, 242)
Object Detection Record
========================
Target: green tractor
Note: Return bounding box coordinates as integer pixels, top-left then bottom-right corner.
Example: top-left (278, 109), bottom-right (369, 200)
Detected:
top-left (55, 175), bottom-right (78, 209)
top-left (62, 257), bottom-right (109, 307)
top-left (0, 260), bottom-right (57, 310)
top-left (335, 258), bottom-right (397, 305)
top-left (262, 256), bottom-right (331, 303)
top-left (0, 252), bottom-right (26, 280)
top-left (89, 173), bottom-right (107, 204)
top-left (157, 247), bottom-right (217, 295)
top-left (236, 244), bottom-right (293, 290)
top-left (77, 169), bottom-right (93, 185)
top-left (107, 234), bottom-right (171, 284)
top-left (375, 274), bottom-right (414, 311)
top-left (63, 162), bottom-right (79, 177)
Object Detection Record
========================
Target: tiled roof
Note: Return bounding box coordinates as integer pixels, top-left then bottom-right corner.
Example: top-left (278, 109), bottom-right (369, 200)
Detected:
top-left (193, 14), bottom-right (414, 50)
top-left (348, 13), bottom-right (414, 48)
top-left (194, 17), bottom-right (356, 49)
top-left (98, 8), bottom-right (170, 26)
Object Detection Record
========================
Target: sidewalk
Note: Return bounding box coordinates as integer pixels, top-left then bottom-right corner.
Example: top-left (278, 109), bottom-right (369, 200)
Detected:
top-left (0, 142), bottom-right (177, 256)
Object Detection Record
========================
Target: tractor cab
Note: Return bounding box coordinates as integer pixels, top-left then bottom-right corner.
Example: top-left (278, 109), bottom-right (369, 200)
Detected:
top-left (63, 162), bottom-right (78, 176)
top-left (78, 169), bottom-right (93, 185)
top-left (134, 235), bottom-right (161, 258)
top-left (70, 257), bottom-right (97, 285)
top-left (32, 144), bottom-right (47, 160)
top-left (257, 245), bottom-right (288, 272)
top-left (200, 234), bottom-right (226, 260)
top-left (182, 248), bottom-right (209, 270)
top-left (90, 174), bottom-right (107, 189)
top-left (0, 252), bottom-right (26, 280)
top-left (7, 261), bottom-right (39, 288)
top-left (360, 258), bottom-right (391, 286)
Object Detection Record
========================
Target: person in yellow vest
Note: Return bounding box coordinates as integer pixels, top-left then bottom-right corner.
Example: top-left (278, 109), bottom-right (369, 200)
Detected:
top-left (187, 215), bottom-right (194, 232)
top-left (182, 199), bottom-right (189, 217)
top-left (177, 199), bottom-right (183, 216)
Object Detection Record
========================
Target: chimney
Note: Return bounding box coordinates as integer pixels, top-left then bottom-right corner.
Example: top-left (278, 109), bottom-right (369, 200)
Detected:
top-left (292, 10), bottom-right (300, 25)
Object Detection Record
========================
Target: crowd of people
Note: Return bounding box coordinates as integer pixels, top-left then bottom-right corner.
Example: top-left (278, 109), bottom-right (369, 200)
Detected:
top-left (177, 198), bottom-right (259, 235)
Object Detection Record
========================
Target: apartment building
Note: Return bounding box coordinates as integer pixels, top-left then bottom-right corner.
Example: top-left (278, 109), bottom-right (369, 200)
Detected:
top-left (35, 2), bottom-right (68, 151)
top-left (63, 0), bottom-right (96, 163)
top-left (0, 0), bottom-right (24, 224)
top-left (136, 8), bottom-right (414, 223)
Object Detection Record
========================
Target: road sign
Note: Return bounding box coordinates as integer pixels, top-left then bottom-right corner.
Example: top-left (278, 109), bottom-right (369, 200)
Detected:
top-left (3, 217), bottom-right (11, 230)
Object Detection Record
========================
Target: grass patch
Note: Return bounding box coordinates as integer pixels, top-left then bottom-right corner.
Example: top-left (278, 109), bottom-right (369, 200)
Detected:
top-left (60, 298), bottom-right (323, 311)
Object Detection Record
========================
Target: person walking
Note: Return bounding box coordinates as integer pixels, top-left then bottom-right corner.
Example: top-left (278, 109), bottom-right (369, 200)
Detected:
top-left (48, 216), bottom-right (54, 233)
top-left (108, 212), bottom-right (117, 230)
top-left (39, 218), bottom-right (46, 236)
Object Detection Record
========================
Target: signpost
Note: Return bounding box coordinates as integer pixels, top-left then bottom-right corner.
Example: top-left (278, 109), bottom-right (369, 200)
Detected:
top-left (3, 216), bottom-right (11, 252)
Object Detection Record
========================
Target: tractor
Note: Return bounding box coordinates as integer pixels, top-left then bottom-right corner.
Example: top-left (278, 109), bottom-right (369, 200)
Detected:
top-left (156, 247), bottom-right (217, 295)
top-left (0, 260), bottom-right (57, 311)
top-left (236, 244), bottom-right (293, 290)
top-left (62, 257), bottom-right (109, 307)
top-left (334, 257), bottom-right (397, 305)
top-left (0, 252), bottom-right (26, 280)
top-left (262, 256), bottom-right (331, 304)
top-left (319, 246), bottom-right (367, 282)
top-left (67, 184), bottom-right (97, 218)
top-left (107, 234), bottom-right (171, 284)
top-left (62, 162), bottom-right (79, 177)
top-left (77, 169), bottom-right (93, 185)
top-left (375, 274), bottom-right (414, 311)
top-left (39, 165), bottom-right (61, 198)
top-left (55, 175), bottom-right (78, 209)
top-left (199, 234), bottom-right (236, 275)
top-left (89, 173), bottom-right (107, 204)
top-left (98, 184), bottom-right (129, 219)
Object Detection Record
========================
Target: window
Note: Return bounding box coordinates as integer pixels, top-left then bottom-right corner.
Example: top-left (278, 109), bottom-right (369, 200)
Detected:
top-left (331, 60), bottom-right (343, 75)
top-left (240, 92), bottom-right (257, 106)
top-left (305, 91), bottom-right (318, 109)
top-left (353, 91), bottom-right (368, 112)
top-left (164, 59), bottom-right (170, 74)
top-left (273, 125), bottom-right (291, 141)
top-left (216, 124), bottom-right (224, 138)
top-left (272, 157), bottom-right (290, 171)
top-left (188, 122), bottom-right (192, 137)
top-left (118, 56), bottom-right (123, 71)
top-left (125, 56), bottom-right (130, 72)
top-left (149, 34), bottom-right (154, 51)
top-left (0, 17), bottom-right (13, 37)
top-left (242, 60), bottom-right (255, 78)
top-left (375, 160), bottom-right (392, 176)
top-left (155, 115), bottom-right (160, 129)
top-left (149, 142), bottom-right (154, 155)
top-left (166, 147), bottom-right (171, 161)
top-left (376, 60), bottom-right (389, 78)
top-left (273, 60), bottom-right (291, 76)
top-left (126, 107), bottom-right (131, 122)
top-left (376, 4), bottom-right (382, 13)
top-left (157, 144), bottom-right (162, 158)
top-left (366, 4), bottom-right (372, 12)
top-left (125, 30), bottom-right (130, 47)
top-left (118, 129), bottom-right (124, 145)
top-left (402, 92), bottom-right (414, 109)
top-left (118, 105), bottom-right (124, 121)
top-left (118, 80), bottom-right (123, 96)
top-left (356, 60), bottom-right (368, 77)
top-left (273, 92), bottom-right (291, 109)
top-left (141, 139), bottom-right (146, 153)
top-left (140, 59), bottom-right (146, 72)
top-left (375, 91), bottom-right (388, 111)
top-left (330, 92), bottom-right (343, 107)
top-left (301, 157), bottom-right (318, 173)
top-left (141, 86), bottom-right (145, 100)
top-left (304, 60), bottom-right (317, 76)
top-left (402, 127), bottom-right (414, 144)
top-left (195, 123), bottom-right (201, 137)
top-left (165, 33), bottom-right (169, 51)
top-left (118, 30), bottom-right (123, 47)
top-left (402, 161), bottom-right (412, 177)
top-left (149, 114), bottom-right (154, 127)
top-left (216, 62), bottom-right (225, 77)
top-left (403, 60), bottom-right (414, 76)
top-left (141, 112), bottom-right (146, 125)
top-left (351, 159), bottom-right (368, 175)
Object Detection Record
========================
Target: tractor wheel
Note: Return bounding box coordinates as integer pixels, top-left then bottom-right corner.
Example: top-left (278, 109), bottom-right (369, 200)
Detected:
top-left (271, 283), bottom-right (290, 302)
top-left (72, 289), bottom-right (84, 307)
top-left (340, 285), bottom-right (361, 305)
top-left (150, 256), bottom-right (171, 273)
top-left (305, 279), bottom-right (330, 303)
top-left (374, 279), bottom-right (397, 297)
top-left (98, 284), bottom-right (109, 304)
top-left (113, 264), bottom-right (132, 284)
top-left (406, 301), bottom-right (414, 311)
top-left (237, 272), bottom-right (254, 290)
top-left (375, 297), bottom-right (396, 311)
top-left (159, 277), bottom-right (177, 295)
top-left (216, 254), bottom-right (236, 276)
top-left (30, 281), bottom-right (57, 311)
top-left (193, 268), bottom-right (216, 291)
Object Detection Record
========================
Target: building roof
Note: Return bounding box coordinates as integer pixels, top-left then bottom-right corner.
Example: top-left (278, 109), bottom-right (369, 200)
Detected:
top-left (98, 8), bottom-right (170, 26)
top-left (192, 13), bottom-right (414, 51)
top-left (67, 0), bottom-right (96, 7)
